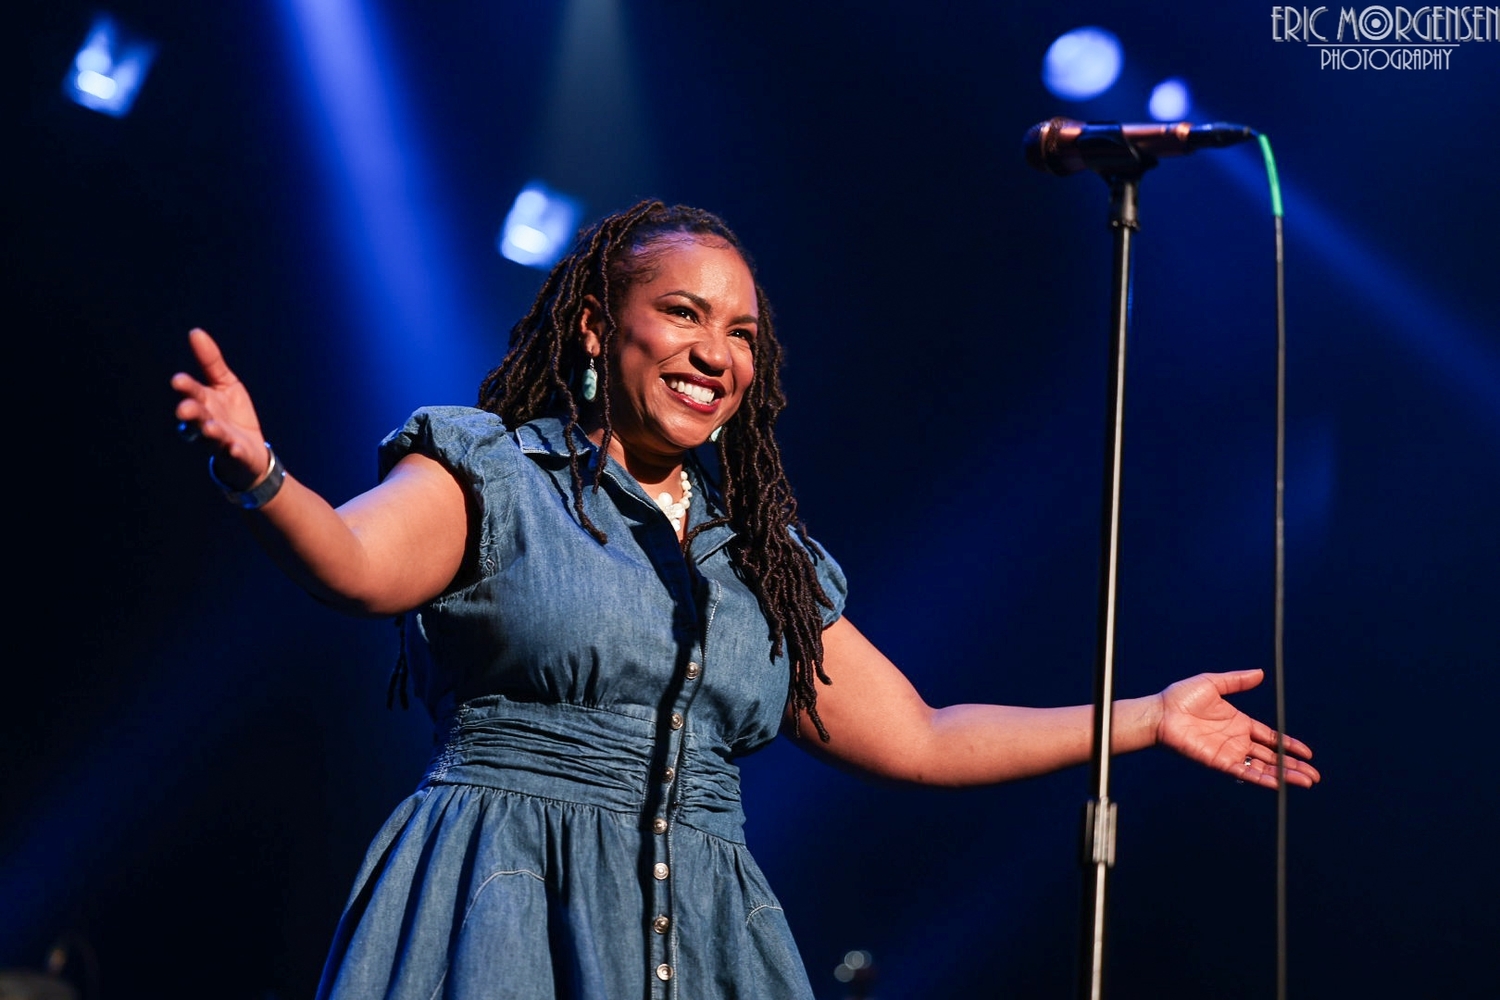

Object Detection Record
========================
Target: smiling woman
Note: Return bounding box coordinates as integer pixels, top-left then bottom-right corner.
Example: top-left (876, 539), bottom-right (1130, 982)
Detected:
top-left (170, 199), bottom-right (1318, 999)
top-left (581, 235), bottom-right (758, 481)
top-left (473, 202), bottom-right (838, 747)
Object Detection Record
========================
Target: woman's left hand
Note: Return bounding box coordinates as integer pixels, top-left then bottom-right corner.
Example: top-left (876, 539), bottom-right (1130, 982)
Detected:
top-left (1156, 669), bottom-right (1320, 788)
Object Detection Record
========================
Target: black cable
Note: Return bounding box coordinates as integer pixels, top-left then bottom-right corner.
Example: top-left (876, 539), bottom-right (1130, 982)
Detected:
top-left (1256, 133), bottom-right (1290, 1000)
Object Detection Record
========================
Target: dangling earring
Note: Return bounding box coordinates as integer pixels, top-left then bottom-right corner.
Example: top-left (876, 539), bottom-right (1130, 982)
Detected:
top-left (709, 425), bottom-right (722, 443)
top-left (581, 354), bottom-right (598, 402)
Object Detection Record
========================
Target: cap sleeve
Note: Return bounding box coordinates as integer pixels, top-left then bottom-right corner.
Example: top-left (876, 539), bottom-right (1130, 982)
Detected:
top-left (807, 536), bottom-right (848, 629)
top-left (377, 406), bottom-right (521, 523)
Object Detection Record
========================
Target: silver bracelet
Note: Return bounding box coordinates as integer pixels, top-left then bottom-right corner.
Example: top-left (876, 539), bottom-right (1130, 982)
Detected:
top-left (209, 443), bottom-right (286, 509)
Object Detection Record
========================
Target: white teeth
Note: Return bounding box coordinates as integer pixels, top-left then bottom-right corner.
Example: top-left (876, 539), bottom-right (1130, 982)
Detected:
top-left (666, 378), bottom-right (715, 404)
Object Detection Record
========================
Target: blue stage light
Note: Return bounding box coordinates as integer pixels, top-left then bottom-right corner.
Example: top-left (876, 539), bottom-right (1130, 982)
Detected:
top-left (1148, 78), bottom-right (1192, 121)
top-left (1042, 27), bottom-right (1122, 101)
top-left (499, 184), bottom-right (582, 269)
top-left (64, 15), bottom-right (156, 118)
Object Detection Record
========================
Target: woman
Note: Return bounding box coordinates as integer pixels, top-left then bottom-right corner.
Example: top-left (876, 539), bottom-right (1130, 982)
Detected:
top-left (171, 200), bottom-right (1318, 999)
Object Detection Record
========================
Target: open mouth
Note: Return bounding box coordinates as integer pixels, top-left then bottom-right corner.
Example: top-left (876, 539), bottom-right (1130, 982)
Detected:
top-left (664, 377), bottom-right (719, 408)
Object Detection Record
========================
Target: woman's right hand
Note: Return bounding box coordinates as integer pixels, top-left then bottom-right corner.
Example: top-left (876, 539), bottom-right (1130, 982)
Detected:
top-left (169, 327), bottom-right (470, 615)
top-left (170, 328), bottom-right (269, 488)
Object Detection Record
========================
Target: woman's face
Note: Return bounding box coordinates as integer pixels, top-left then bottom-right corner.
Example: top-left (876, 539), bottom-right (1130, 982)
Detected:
top-left (587, 236), bottom-right (758, 468)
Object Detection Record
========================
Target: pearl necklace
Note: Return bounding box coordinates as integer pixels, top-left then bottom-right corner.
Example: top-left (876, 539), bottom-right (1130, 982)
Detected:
top-left (654, 470), bottom-right (692, 533)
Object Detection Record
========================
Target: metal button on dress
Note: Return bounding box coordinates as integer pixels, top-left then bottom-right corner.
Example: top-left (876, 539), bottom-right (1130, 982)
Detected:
top-left (652, 817), bottom-right (668, 834)
top-left (656, 964), bottom-right (672, 982)
top-left (669, 711), bottom-right (684, 730)
top-left (653, 915), bottom-right (670, 934)
top-left (653, 862), bottom-right (669, 880)
top-left (685, 661), bottom-right (701, 679)
top-left (662, 767), bottom-right (675, 783)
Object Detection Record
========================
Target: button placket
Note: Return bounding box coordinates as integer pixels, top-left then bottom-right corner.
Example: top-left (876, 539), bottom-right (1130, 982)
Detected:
top-left (646, 574), bottom-right (720, 999)
top-left (648, 713), bottom-right (681, 998)
top-left (648, 653), bottom-right (696, 999)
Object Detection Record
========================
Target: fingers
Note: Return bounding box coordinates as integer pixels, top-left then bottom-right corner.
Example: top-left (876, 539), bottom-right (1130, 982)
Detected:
top-left (1245, 742), bottom-right (1277, 766)
top-left (1279, 733), bottom-right (1314, 759)
top-left (188, 327), bottom-right (238, 386)
top-left (170, 330), bottom-right (222, 420)
top-left (1288, 759), bottom-right (1321, 785)
top-left (1245, 716), bottom-right (1316, 763)
top-left (1204, 673), bottom-right (1317, 783)
top-left (171, 375), bottom-right (223, 443)
top-left (1163, 669), bottom-right (1322, 790)
top-left (1237, 744), bottom-right (1321, 788)
top-left (170, 370), bottom-right (207, 405)
top-left (173, 398), bottom-right (229, 452)
top-left (172, 328), bottom-right (263, 457)
top-left (1245, 740), bottom-right (1319, 777)
top-left (1241, 755), bottom-right (1321, 789)
top-left (1263, 733), bottom-right (1314, 761)
top-left (1208, 668), bottom-right (1265, 696)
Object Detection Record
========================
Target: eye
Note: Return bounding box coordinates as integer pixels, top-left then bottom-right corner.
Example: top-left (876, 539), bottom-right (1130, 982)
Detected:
top-left (729, 327), bottom-right (756, 344)
top-left (667, 304), bottom-right (697, 321)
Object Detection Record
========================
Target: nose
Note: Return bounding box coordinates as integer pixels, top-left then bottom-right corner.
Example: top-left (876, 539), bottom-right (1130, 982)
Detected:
top-left (690, 327), bottom-right (731, 376)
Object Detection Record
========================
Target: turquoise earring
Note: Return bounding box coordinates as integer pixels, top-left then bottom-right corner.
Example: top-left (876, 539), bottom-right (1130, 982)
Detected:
top-left (709, 425), bottom-right (722, 443)
top-left (581, 355), bottom-right (598, 402)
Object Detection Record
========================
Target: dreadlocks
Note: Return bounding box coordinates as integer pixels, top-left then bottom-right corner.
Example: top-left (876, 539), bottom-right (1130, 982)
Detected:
top-left (476, 200), bottom-right (837, 740)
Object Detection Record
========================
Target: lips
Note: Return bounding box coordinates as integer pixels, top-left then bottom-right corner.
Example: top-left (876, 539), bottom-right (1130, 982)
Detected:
top-left (663, 376), bottom-right (722, 408)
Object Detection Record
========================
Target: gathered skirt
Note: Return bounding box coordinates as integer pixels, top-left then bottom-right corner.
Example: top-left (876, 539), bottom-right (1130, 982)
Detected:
top-left (314, 697), bottom-right (815, 1000)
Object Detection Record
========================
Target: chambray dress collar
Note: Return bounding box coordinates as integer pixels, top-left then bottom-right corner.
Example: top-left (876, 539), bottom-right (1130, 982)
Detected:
top-left (511, 415), bottom-right (737, 563)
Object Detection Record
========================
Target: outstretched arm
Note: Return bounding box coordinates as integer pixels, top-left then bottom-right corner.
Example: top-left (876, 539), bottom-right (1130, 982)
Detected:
top-left (787, 616), bottom-right (1319, 790)
top-left (171, 328), bottom-right (469, 616)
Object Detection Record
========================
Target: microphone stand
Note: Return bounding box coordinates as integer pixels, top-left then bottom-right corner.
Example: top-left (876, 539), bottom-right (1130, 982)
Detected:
top-left (1078, 157), bottom-right (1156, 1000)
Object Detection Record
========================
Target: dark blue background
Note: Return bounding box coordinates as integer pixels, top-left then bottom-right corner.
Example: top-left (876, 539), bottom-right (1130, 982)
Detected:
top-left (7, 1), bottom-right (1498, 997)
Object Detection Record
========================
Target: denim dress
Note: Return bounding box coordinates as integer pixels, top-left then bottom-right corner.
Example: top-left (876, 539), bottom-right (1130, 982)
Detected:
top-left (315, 407), bottom-right (847, 1000)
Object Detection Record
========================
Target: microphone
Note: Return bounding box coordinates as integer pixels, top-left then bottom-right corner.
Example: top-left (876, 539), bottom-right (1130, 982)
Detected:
top-left (1024, 117), bottom-right (1256, 177)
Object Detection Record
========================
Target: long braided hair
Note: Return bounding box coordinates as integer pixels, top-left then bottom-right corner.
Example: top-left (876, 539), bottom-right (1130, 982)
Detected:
top-left (477, 199), bottom-right (837, 740)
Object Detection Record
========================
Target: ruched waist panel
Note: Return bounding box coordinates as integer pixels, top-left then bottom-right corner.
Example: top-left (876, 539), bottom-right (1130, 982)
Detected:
top-left (421, 695), bottom-right (749, 841)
